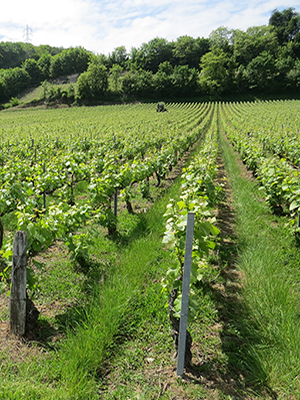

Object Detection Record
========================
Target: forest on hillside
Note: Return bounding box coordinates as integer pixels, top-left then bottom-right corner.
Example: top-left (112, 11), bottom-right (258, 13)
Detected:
top-left (0, 7), bottom-right (300, 105)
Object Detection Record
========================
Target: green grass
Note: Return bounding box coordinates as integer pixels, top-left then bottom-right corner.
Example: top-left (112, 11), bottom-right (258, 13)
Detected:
top-left (219, 129), bottom-right (300, 398)
top-left (18, 86), bottom-right (43, 103)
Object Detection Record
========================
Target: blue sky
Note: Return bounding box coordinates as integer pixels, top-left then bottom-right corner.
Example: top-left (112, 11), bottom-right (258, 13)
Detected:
top-left (0, 0), bottom-right (298, 55)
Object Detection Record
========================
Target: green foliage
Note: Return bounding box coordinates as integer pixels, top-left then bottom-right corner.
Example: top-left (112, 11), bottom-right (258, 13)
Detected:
top-left (77, 62), bottom-right (108, 100)
top-left (0, 42), bottom-right (37, 69)
top-left (153, 69), bottom-right (173, 96)
top-left (233, 25), bottom-right (278, 66)
top-left (1, 67), bottom-right (30, 98)
top-left (172, 65), bottom-right (198, 95)
top-left (0, 101), bottom-right (213, 295)
top-left (15, 202), bottom-right (91, 255)
top-left (133, 37), bottom-right (174, 72)
top-left (37, 53), bottom-right (52, 80)
top-left (162, 199), bottom-right (219, 318)
top-left (107, 46), bottom-right (128, 69)
top-left (65, 232), bottom-right (92, 268)
top-left (173, 35), bottom-right (210, 68)
top-left (0, 45), bottom-right (92, 104)
top-left (200, 47), bottom-right (235, 95)
top-left (122, 63), bottom-right (199, 97)
top-left (2, 100), bottom-right (300, 398)
top-left (209, 26), bottom-right (233, 50)
top-left (245, 51), bottom-right (276, 92)
top-left (22, 58), bottom-right (41, 85)
top-left (1, 8), bottom-right (300, 104)
top-left (50, 47), bottom-right (92, 79)
top-left (121, 70), bottom-right (154, 96)
top-left (287, 59), bottom-right (300, 88)
top-left (109, 64), bottom-right (123, 92)
top-left (162, 113), bottom-right (221, 321)
top-left (3, 97), bottom-right (20, 109)
top-left (220, 122), bottom-right (300, 397)
top-left (269, 7), bottom-right (300, 45)
top-left (40, 81), bottom-right (75, 104)
top-left (221, 99), bottom-right (300, 234)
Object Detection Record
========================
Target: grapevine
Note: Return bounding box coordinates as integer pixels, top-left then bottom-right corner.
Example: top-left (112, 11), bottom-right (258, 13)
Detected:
top-left (162, 104), bottom-right (222, 366)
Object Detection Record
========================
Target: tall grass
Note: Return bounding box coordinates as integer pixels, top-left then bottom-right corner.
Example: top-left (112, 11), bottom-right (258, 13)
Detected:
top-left (219, 126), bottom-right (300, 397)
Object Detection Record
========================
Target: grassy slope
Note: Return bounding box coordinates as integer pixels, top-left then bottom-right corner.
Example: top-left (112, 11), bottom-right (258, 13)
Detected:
top-left (18, 86), bottom-right (43, 103)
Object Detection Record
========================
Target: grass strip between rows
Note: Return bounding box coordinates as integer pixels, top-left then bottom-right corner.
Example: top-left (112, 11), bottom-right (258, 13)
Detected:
top-left (219, 122), bottom-right (300, 398)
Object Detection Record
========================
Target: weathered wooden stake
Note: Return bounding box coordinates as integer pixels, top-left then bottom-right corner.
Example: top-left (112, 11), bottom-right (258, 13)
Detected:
top-left (10, 231), bottom-right (27, 336)
top-left (0, 216), bottom-right (3, 250)
top-left (114, 191), bottom-right (118, 217)
top-left (71, 173), bottom-right (74, 197)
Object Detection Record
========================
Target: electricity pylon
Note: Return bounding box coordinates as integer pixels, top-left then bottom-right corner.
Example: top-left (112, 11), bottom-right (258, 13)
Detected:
top-left (23, 25), bottom-right (32, 42)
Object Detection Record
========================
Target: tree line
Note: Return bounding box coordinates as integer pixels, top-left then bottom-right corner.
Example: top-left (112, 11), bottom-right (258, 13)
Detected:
top-left (0, 7), bottom-right (299, 105)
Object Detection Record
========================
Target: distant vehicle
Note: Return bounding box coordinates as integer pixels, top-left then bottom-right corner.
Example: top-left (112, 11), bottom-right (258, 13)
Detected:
top-left (157, 102), bottom-right (167, 112)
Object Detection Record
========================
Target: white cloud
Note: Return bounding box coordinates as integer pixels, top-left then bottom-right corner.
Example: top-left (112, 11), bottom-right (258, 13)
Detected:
top-left (0, 0), bottom-right (299, 54)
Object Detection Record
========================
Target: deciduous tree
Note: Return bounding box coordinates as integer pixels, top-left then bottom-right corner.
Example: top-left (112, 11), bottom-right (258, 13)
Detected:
top-left (199, 47), bottom-right (235, 95)
top-left (269, 7), bottom-right (300, 45)
top-left (77, 63), bottom-right (108, 100)
top-left (22, 59), bottom-right (41, 85)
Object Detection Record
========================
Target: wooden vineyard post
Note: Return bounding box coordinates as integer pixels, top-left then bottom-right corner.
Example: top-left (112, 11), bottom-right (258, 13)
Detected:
top-left (0, 216), bottom-right (3, 251)
top-left (10, 231), bottom-right (27, 336)
top-left (114, 190), bottom-right (118, 217)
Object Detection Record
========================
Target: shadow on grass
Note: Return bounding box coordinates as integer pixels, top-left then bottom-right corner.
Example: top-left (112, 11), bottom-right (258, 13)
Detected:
top-left (53, 259), bottom-right (111, 333)
top-left (108, 211), bottom-right (150, 245)
top-left (25, 317), bottom-right (61, 351)
top-left (25, 255), bottom-right (111, 350)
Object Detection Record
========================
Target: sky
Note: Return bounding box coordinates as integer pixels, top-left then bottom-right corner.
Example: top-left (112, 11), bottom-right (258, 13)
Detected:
top-left (0, 0), bottom-right (299, 55)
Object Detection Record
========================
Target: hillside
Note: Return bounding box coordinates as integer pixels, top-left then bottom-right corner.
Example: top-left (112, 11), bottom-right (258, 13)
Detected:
top-left (16, 74), bottom-right (79, 105)
top-left (0, 7), bottom-right (299, 108)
